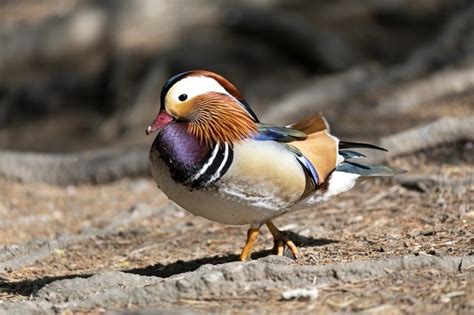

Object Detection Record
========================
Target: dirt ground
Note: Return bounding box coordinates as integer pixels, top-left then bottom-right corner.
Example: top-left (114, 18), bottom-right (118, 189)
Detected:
top-left (0, 136), bottom-right (472, 313)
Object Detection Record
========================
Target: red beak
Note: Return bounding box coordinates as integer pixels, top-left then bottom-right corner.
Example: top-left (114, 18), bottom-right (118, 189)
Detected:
top-left (146, 110), bottom-right (174, 135)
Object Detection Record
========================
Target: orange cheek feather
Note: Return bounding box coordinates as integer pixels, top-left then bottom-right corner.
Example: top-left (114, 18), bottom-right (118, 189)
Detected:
top-left (185, 93), bottom-right (257, 146)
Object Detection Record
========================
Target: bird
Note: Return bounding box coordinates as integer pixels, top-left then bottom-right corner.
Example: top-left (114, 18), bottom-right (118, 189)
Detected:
top-left (146, 70), bottom-right (401, 261)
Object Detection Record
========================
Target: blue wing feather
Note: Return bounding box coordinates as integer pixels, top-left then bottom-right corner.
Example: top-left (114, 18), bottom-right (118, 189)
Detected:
top-left (254, 124), bottom-right (307, 142)
top-left (295, 154), bottom-right (320, 187)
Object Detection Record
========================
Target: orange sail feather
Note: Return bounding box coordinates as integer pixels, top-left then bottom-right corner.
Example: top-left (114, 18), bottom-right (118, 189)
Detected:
top-left (289, 114), bottom-right (338, 183)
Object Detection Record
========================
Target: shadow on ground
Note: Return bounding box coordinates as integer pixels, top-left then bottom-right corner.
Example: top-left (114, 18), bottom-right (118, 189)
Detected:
top-left (125, 233), bottom-right (337, 278)
top-left (0, 273), bottom-right (92, 297)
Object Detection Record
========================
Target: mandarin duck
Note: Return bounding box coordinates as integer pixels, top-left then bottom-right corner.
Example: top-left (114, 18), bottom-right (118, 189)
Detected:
top-left (146, 70), bottom-right (400, 261)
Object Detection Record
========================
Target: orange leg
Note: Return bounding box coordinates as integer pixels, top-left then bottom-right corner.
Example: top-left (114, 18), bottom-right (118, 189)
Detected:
top-left (239, 227), bottom-right (260, 261)
top-left (266, 221), bottom-right (298, 259)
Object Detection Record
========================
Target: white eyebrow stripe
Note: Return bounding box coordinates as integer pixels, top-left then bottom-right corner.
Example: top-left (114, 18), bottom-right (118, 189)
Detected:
top-left (184, 144), bottom-right (220, 183)
top-left (166, 76), bottom-right (230, 104)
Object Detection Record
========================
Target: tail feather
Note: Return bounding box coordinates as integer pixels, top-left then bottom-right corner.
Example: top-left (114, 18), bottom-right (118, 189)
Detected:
top-left (337, 140), bottom-right (405, 176)
top-left (339, 149), bottom-right (366, 159)
top-left (336, 161), bottom-right (405, 177)
top-left (339, 141), bottom-right (387, 152)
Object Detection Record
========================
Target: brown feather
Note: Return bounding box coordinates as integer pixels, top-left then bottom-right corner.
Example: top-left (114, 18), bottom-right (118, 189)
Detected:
top-left (289, 114), bottom-right (338, 183)
top-left (186, 92), bottom-right (257, 146)
top-left (288, 113), bottom-right (330, 134)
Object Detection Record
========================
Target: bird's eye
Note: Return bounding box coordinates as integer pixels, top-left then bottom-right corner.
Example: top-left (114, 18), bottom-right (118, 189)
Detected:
top-left (178, 94), bottom-right (188, 102)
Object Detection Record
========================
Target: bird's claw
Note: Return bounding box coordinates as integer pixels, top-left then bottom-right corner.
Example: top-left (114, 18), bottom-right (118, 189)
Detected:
top-left (272, 237), bottom-right (299, 259)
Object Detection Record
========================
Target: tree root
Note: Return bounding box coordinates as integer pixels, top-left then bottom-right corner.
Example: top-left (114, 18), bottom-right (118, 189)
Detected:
top-left (378, 116), bottom-right (474, 159)
top-left (395, 174), bottom-right (474, 193)
top-left (262, 64), bottom-right (382, 123)
top-left (376, 65), bottom-right (474, 114)
top-left (0, 146), bottom-right (149, 185)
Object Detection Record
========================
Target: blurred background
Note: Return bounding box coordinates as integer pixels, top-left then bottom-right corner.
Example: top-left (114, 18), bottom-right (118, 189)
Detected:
top-left (1, 0), bottom-right (473, 153)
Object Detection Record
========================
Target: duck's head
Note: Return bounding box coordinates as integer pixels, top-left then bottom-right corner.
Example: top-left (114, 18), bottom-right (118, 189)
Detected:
top-left (146, 70), bottom-right (259, 146)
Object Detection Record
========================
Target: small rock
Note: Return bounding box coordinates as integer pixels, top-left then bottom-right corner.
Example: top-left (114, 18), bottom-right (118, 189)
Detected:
top-left (195, 264), bottom-right (215, 273)
top-left (176, 278), bottom-right (192, 291)
top-left (281, 287), bottom-right (319, 301)
top-left (202, 271), bottom-right (224, 284)
top-left (174, 210), bottom-right (186, 218)
top-left (280, 223), bottom-right (298, 231)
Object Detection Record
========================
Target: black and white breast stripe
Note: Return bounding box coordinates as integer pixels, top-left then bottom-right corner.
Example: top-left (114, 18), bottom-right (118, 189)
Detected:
top-left (184, 143), bottom-right (233, 189)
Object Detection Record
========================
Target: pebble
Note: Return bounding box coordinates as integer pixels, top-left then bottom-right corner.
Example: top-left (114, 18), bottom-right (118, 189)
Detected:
top-left (281, 287), bottom-right (319, 301)
top-left (202, 271), bottom-right (224, 284)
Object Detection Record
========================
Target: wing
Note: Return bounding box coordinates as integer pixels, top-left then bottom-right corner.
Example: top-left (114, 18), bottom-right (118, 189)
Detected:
top-left (254, 113), bottom-right (338, 185)
top-left (255, 113), bottom-right (400, 187)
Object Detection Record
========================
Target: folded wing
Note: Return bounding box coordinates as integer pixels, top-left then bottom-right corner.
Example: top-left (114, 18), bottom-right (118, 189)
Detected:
top-left (256, 113), bottom-right (403, 191)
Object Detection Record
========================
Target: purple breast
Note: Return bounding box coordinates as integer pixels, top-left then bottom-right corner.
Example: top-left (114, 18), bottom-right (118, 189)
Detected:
top-left (152, 122), bottom-right (209, 182)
